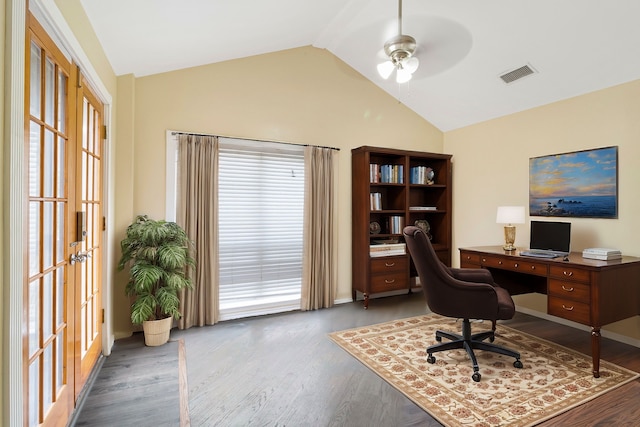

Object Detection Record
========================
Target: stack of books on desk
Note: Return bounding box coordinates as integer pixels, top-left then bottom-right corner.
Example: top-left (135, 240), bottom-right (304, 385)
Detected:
top-left (582, 248), bottom-right (622, 260)
top-left (370, 243), bottom-right (406, 257)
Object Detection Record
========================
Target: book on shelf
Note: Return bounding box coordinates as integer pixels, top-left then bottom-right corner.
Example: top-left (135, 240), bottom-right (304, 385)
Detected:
top-left (388, 215), bottom-right (405, 234)
top-left (371, 163), bottom-right (404, 184)
top-left (370, 192), bottom-right (382, 210)
top-left (370, 243), bottom-right (406, 257)
top-left (410, 166), bottom-right (434, 185)
top-left (409, 206), bottom-right (437, 211)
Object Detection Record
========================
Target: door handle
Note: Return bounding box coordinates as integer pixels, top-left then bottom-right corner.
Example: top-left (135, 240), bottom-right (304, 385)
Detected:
top-left (70, 251), bottom-right (91, 265)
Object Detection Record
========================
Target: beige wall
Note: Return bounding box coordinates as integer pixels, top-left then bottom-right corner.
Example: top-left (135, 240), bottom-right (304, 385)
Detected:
top-left (445, 79), bottom-right (640, 342)
top-left (114, 46), bottom-right (443, 336)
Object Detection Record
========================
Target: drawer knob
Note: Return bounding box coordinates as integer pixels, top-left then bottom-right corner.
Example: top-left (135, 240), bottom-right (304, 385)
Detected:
top-left (531, 266), bottom-right (536, 270)
top-left (482, 258), bottom-right (486, 262)
top-left (385, 262), bottom-right (395, 267)
top-left (514, 263), bottom-right (519, 268)
top-left (561, 285), bottom-right (574, 292)
top-left (563, 271), bottom-right (573, 277)
top-left (466, 256), bottom-right (471, 260)
top-left (562, 304), bottom-right (574, 311)
top-left (385, 279), bottom-right (395, 284)
top-left (498, 261), bottom-right (503, 265)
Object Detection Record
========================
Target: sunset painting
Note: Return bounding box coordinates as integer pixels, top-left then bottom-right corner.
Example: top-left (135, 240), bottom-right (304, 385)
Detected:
top-left (529, 146), bottom-right (618, 218)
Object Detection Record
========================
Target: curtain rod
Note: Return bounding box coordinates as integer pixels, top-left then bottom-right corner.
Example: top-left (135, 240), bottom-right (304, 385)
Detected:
top-left (170, 131), bottom-right (340, 151)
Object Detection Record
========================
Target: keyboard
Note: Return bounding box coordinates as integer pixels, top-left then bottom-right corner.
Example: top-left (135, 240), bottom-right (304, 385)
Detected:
top-left (520, 250), bottom-right (559, 259)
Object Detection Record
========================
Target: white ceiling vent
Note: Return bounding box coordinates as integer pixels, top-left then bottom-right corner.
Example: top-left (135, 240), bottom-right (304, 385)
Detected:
top-left (499, 64), bottom-right (536, 84)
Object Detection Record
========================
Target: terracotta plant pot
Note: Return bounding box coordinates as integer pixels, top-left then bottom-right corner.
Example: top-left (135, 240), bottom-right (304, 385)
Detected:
top-left (142, 316), bottom-right (173, 346)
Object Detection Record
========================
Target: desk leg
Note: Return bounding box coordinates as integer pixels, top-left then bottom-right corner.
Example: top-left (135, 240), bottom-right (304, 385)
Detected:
top-left (591, 327), bottom-right (601, 378)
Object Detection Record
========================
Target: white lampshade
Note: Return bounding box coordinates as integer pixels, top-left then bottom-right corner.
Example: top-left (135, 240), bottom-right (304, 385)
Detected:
top-left (496, 206), bottom-right (525, 225)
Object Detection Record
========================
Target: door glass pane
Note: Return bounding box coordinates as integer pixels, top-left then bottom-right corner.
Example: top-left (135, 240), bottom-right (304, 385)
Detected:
top-left (29, 279), bottom-right (41, 356)
top-left (45, 57), bottom-right (55, 126)
top-left (57, 70), bottom-right (67, 133)
top-left (56, 333), bottom-right (64, 394)
top-left (30, 42), bottom-right (41, 119)
top-left (29, 122), bottom-right (41, 197)
top-left (43, 202), bottom-right (54, 270)
top-left (82, 99), bottom-right (88, 149)
top-left (57, 136), bottom-right (65, 197)
top-left (56, 203), bottom-right (65, 263)
top-left (56, 268), bottom-right (64, 326)
top-left (29, 202), bottom-right (41, 277)
top-left (43, 345), bottom-right (53, 413)
top-left (29, 358), bottom-right (40, 427)
top-left (87, 155), bottom-right (94, 201)
top-left (82, 151), bottom-right (87, 200)
top-left (43, 272), bottom-right (53, 337)
top-left (44, 130), bottom-right (54, 197)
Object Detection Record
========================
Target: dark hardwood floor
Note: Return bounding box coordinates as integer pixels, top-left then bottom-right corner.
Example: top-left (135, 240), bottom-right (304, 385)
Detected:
top-left (72, 293), bottom-right (640, 426)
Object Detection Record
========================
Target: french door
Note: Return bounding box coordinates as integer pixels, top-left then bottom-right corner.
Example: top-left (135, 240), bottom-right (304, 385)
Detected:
top-left (26, 14), bottom-right (104, 427)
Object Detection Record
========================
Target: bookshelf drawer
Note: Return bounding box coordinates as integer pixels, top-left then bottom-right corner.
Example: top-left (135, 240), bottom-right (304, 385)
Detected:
top-left (549, 265), bottom-right (591, 283)
top-left (370, 272), bottom-right (408, 293)
top-left (548, 279), bottom-right (590, 303)
top-left (371, 256), bottom-right (408, 274)
top-left (548, 296), bottom-right (590, 324)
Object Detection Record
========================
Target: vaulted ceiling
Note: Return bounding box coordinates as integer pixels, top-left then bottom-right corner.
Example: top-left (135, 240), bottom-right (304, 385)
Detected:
top-left (80, 0), bottom-right (640, 131)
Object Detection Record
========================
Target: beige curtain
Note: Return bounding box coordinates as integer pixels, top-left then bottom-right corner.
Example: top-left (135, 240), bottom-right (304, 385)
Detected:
top-left (301, 146), bottom-right (337, 310)
top-left (176, 134), bottom-right (219, 328)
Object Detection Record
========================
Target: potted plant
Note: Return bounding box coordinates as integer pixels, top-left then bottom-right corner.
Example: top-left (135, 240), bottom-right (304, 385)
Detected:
top-left (117, 215), bottom-right (195, 346)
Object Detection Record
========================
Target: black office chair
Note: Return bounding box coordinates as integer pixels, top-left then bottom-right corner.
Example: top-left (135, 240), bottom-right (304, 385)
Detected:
top-left (403, 226), bottom-right (523, 382)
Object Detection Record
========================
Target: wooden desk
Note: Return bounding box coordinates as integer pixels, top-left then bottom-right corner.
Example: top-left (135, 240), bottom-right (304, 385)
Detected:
top-left (459, 246), bottom-right (640, 378)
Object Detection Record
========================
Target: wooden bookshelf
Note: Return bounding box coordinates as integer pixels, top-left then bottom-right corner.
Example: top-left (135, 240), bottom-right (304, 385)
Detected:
top-left (351, 146), bottom-right (452, 308)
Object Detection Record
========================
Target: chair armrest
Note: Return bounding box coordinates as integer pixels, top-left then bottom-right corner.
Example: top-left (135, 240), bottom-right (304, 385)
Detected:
top-left (449, 268), bottom-right (494, 284)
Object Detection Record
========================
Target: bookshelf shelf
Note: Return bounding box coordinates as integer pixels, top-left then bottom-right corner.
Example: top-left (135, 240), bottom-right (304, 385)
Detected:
top-left (351, 146), bottom-right (452, 308)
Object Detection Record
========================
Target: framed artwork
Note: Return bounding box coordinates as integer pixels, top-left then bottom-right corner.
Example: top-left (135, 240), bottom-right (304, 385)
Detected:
top-left (529, 146), bottom-right (618, 218)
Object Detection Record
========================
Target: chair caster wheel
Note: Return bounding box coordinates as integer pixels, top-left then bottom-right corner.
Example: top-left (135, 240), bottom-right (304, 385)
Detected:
top-left (472, 372), bottom-right (481, 382)
top-left (514, 360), bottom-right (523, 369)
top-left (427, 355), bottom-right (436, 364)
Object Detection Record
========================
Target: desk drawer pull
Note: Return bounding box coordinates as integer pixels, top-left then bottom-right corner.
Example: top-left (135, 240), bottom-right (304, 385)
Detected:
top-left (561, 285), bottom-right (574, 292)
top-left (385, 279), bottom-right (395, 284)
top-left (531, 266), bottom-right (536, 270)
top-left (563, 271), bottom-right (573, 277)
top-left (385, 262), bottom-right (395, 267)
top-left (514, 263), bottom-right (519, 268)
top-left (482, 258), bottom-right (487, 262)
top-left (562, 304), bottom-right (574, 311)
top-left (498, 261), bottom-right (503, 265)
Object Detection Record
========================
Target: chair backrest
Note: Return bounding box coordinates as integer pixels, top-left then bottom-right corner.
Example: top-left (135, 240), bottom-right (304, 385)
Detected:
top-left (403, 225), bottom-right (498, 319)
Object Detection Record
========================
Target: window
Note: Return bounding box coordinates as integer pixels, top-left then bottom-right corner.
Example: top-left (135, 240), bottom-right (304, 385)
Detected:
top-left (166, 133), bottom-right (305, 320)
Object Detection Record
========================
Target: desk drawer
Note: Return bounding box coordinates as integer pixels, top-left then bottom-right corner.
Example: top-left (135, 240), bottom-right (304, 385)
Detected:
top-left (548, 279), bottom-right (590, 303)
top-left (548, 296), bottom-right (590, 324)
top-left (370, 271), bottom-right (407, 293)
top-left (460, 252), bottom-right (481, 266)
top-left (480, 255), bottom-right (548, 277)
top-left (371, 256), bottom-right (408, 274)
top-left (549, 265), bottom-right (590, 283)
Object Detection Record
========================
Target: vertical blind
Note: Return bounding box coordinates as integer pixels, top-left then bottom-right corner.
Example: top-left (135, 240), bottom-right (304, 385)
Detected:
top-left (218, 138), bottom-right (305, 320)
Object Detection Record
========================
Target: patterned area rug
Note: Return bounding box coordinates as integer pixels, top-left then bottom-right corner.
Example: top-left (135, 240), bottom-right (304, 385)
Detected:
top-left (329, 314), bottom-right (639, 427)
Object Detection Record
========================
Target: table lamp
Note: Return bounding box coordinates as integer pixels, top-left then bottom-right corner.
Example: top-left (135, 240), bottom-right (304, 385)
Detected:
top-left (496, 206), bottom-right (525, 251)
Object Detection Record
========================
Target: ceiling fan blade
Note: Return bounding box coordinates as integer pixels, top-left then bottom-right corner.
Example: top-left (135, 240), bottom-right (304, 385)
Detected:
top-left (377, 61), bottom-right (395, 79)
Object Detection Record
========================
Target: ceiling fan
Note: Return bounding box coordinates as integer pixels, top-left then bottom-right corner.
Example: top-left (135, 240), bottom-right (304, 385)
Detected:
top-left (377, 0), bottom-right (419, 83)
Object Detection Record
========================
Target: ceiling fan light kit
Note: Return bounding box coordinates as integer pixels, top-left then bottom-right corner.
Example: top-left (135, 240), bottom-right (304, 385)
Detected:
top-left (378, 0), bottom-right (419, 83)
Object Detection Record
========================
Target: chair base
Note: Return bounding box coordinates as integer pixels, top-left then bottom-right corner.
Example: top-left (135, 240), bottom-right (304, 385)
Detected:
top-left (426, 318), bottom-right (522, 382)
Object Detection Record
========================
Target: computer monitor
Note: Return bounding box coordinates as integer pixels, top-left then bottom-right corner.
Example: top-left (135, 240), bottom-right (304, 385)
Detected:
top-left (529, 220), bottom-right (571, 254)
